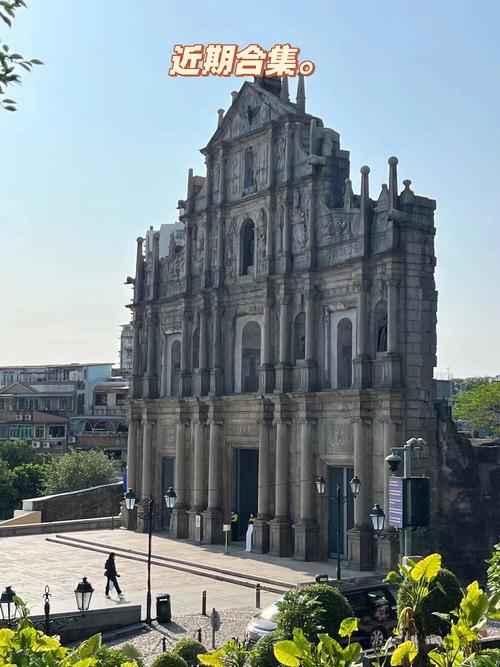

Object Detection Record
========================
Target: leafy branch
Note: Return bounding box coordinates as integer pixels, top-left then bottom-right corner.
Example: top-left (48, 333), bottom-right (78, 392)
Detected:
top-left (0, 0), bottom-right (43, 111)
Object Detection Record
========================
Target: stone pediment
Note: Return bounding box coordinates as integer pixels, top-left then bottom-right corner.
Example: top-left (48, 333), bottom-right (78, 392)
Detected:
top-left (0, 382), bottom-right (36, 395)
top-left (205, 81), bottom-right (298, 148)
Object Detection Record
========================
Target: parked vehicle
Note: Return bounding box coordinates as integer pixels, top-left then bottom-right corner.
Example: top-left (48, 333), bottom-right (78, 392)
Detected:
top-left (245, 578), bottom-right (397, 650)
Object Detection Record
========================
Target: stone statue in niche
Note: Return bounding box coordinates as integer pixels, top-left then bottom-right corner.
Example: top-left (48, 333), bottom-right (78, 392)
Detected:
top-left (257, 208), bottom-right (267, 253)
top-left (376, 312), bottom-right (388, 353)
top-left (292, 193), bottom-right (307, 249)
top-left (259, 144), bottom-right (269, 187)
top-left (232, 156), bottom-right (239, 195)
top-left (244, 147), bottom-right (255, 192)
top-left (276, 133), bottom-right (286, 175)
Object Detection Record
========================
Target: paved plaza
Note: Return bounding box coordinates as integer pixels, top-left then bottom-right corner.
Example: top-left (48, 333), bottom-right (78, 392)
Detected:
top-left (0, 528), bottom-right (372, 619)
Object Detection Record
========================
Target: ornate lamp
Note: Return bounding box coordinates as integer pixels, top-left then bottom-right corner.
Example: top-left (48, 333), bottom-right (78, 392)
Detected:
top-left (349, 476), bottom-right (361, 498)
top-left (315, 475), bottom-right (327, 496)
top-left (370, 504), bottom-right (386, 536)
top-left (124, 489), bottom-right (136, 511)
top-left (164, 487), bottom-right (177, 509)
top-left (0, 586), bottom-right (18, 625)
top-left (74, 577), bottom-right (94, 614)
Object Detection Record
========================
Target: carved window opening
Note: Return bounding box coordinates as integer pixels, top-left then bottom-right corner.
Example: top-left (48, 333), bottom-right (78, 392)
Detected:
top-left (170, 340), bottom-right (181, 395)
top-left (244, 147), bottom-right (254, 190)
top-left (337, 318), bottom-right (352, 389)
top-left (241, 321), bottom-right (261, 393)
top-left (240, 219), bottom-right (255, 276)
top-left (374, 300), bottom-right (388, 354)
top-left (294, 312), bottom-right (306, 362)
top-left (192, 328), bottom-right (200, 370)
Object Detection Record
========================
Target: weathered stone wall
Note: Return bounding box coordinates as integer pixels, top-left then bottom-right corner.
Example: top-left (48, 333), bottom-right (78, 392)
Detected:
top-left (22, 482), bottom-right (123, 522)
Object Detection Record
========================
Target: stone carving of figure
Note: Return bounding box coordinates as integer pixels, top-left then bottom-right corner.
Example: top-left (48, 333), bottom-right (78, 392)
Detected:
top-left (244, 147), bottom-right (255, 190)
top-left (276, 133), bottom-right (286, 175)
top-left (232, 157), bottom-right (239, 195)
top-left (293, 189), bottom-right (301, 209)
top-left (376, 313), bottom-right (388, 353)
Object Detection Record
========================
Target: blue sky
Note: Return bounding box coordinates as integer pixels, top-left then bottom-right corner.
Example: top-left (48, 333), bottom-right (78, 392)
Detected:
top-left (1, 0), bottom-right (499, 377)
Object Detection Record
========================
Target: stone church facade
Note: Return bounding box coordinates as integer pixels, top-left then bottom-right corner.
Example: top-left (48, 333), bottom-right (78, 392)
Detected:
top-left (125, 76), bottom-right (439, 569)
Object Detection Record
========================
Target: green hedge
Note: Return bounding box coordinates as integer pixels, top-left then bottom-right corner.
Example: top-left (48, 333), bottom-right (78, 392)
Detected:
top-left (172, 638), bottom-right (207, 667)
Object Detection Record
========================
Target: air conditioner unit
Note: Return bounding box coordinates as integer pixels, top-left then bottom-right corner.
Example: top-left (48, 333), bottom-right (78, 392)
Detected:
top-left (68, 436), bottom-right (76, 443)
top-left (33, 441), bottom-right (41, 448)
top-left (16, 414), bottom-right (23, 421)
top-left (24, 414), bottom-right (32, 421)
top-left (43, 442), bottom-right (50, 448)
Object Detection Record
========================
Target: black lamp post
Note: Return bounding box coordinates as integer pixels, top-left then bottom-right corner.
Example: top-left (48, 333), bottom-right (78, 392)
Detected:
top-left (315, 475), bottom-right (361, 581)
top-left (0, 586), bottom-right (19, 627)
top-left (125, 487), bottom-right (176, 626)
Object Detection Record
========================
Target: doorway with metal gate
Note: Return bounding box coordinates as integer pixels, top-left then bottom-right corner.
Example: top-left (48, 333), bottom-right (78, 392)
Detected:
top-left (235, 448), bottom-right (259, 538)
top-left (328, 466), bottom-right (354, 558)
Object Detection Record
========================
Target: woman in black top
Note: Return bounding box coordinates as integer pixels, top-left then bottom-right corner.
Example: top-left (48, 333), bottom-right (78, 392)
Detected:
top-left (104, 552), bottom-right (123, 597)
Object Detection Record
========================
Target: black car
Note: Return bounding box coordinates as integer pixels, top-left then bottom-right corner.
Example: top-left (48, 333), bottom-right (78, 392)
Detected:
top-left (245, 578), bottom-right (398, 650)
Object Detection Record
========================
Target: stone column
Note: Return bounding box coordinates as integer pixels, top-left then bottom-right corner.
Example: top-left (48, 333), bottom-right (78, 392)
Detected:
top-left (294, 418), bottom-right (319, 560)
top-left (137, 420), bottom-right (153, 533)
top-left (214, 214), bottom-right (224, 287)
top-left (348, 419), bottom-right (373, 569)
top-left (123, 419), bottom-right (139, 530)
top-left (300, 292), bottom-right (318, 391)
top-left (270, 420), bottom-right (292, 556)
top-left (210, 303), bottom-right (224, 395)
top-left (131, 318), bottom-right (142, 399)
top-left (352, 282), bottom-right (371, 388)
top-left (195, 308), bottom-right (210, 395)
top-left (259, 298), bottom-right (275, 393)
top-left (189, 419), bottom-right (207, 541)
top-left (275, 297), bottom-right (292, 392)
top-left (159, 334), bottom-right (168, 397)
top-left (253, 419), bottom-right (271, 553)
top-left (202, 219), bottom-right (211, 288)
top-left (184, 223), bottom-right (192, 285)
top-left (383, 420), bottom-right (397, 517)
top-left (144, 314), bottom-right (158, 399)
top-left (171, 421), bottom-right (189, 538)
top-left (387, 279), bottom-right (398, 353)
top-left (133, 236), bottom-right (144, 304)
top-left (203, 419), bottom-right (224, 544)
top-left (324, 309), bottom-right (331, 388)
top-left (180, 312), bottom-right (191, 397)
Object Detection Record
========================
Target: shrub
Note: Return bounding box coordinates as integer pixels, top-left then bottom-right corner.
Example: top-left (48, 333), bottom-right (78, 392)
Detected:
top-left (249, 631), bottom-right (282, 667)
top-left (487, 543), bottom-right (500, 595)
top-left (43, 449), bottom-right (118, 494)
top-left (172, 638), bottom-right (207, 667)
top-left (151, 651), bottom-right (189, 667)
top-left (397, 567), bottom-right (463, 636)
top-left (275, 583), bottom-right (353, 643)
top-left (95, 645), bottom-right (136, 666)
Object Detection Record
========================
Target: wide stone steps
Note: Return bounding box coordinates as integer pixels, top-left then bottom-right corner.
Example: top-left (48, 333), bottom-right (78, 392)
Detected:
top-left (46, 534), bottom-right (294, 594)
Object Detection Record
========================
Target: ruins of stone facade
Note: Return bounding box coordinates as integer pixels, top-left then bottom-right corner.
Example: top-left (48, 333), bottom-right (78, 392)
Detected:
top-left (125, 76), bottom-right (442, 569)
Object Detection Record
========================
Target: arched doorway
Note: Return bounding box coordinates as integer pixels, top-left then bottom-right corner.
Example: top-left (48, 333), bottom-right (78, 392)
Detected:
top-left (241, 321), bottom-right (261, 392)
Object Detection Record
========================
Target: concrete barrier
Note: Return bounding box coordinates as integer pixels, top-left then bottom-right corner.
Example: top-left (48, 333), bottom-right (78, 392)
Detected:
top-left (0, 516), bottom-right (121, 538)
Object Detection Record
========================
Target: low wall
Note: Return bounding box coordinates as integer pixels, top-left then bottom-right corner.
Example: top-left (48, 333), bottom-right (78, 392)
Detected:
top-left (22, 483), bottom-right (123, 522)
top-left (0, 605), bottom-right (142, 643)
top-left (0, 515), bottom-right (120, 538)
top-left (0, 510), bottom-right (41, 526)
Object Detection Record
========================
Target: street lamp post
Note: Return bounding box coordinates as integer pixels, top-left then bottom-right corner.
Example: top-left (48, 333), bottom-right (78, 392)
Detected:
top-left (124, 487), bottom-right (176, 626)
top-left (315, 475), bottom-right (360, 581)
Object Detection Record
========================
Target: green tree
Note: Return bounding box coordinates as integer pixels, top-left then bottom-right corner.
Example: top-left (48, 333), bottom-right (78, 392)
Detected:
top-left (11, 461), bottom-right (46, 505)
top-left (43, 449), bottom-right (118, 494)
top-left (0, 457), bottom-right (14, 519)
top-left (0, 438), bottom-right (38, 467)
top-left (0, 0), bottom-right (43, 111)
top-left (453, 382), bottom-right (500, 436)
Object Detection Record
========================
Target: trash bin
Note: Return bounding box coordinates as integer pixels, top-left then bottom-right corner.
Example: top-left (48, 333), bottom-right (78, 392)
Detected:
top-left (156, 593), bottom-right (172, 624)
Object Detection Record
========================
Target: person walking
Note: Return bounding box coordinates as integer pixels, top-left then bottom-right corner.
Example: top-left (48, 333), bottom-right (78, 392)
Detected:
top-left (230, 509), bottom-right (239, 541)
top-left (104, 552), bottom-right (123, 598)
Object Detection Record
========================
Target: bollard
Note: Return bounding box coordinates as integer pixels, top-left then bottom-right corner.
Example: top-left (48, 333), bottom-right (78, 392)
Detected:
top-left (197, 627), bottom-right (202, 643)
top-left (202, 590), bottom-right (207, 616)
top-left (255, 583), bottom-right (261, 609)
top-left (162, 637), bottom-right (167, 652)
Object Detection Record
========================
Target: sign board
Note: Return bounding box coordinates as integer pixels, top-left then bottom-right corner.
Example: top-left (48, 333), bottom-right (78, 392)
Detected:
top-left (211, 609), bottom-right (221, 631)
top-left (195, 514), bottom-right (201, 528)
top-left (388, 477), bottom-right (404, 528)
top-left (223, 524), bottom-right (231, 532)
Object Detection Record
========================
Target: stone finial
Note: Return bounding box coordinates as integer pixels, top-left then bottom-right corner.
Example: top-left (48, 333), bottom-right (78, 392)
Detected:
top-left (343, 178), bottom-right (354, 210)
top-left (136, 236), bottom-right (144, 245)
top-left (280, 76), bottom-right (290, 103)
top-left (296, 74), bottom-right (306, 113)
top-left (388, 156), bottom-right (399, 209)
top-left (360, 166), bottom-right (370, 201)
top-left (231, 91), bottom-right (238, 102)
top-left (400, 178), bottom-right (415, 205)
top-left (217, 109), bottom-right (224, 127)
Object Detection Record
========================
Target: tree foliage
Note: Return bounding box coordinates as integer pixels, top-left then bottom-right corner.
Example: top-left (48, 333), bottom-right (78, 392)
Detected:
top-left (42, 448), bottom-right (118, 494)
top-left (0, 438), bottom-right (38, 467)
top-left (0, 0), bottom-right (43, 111)
top-left (453, 382), bottom-right (500, 436)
